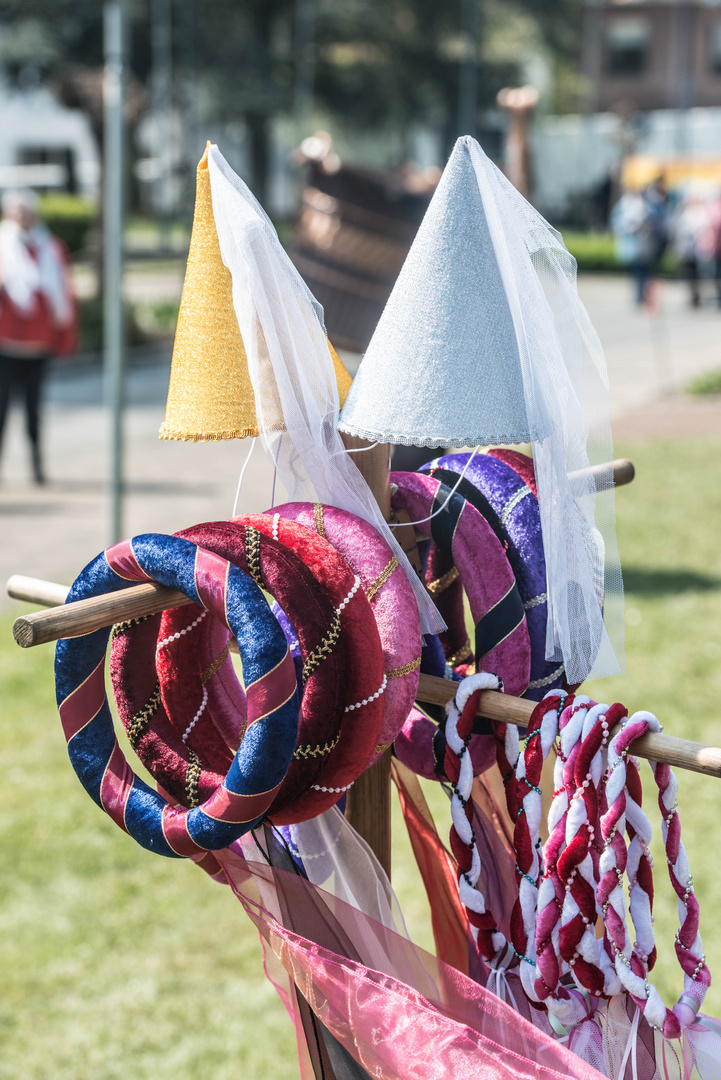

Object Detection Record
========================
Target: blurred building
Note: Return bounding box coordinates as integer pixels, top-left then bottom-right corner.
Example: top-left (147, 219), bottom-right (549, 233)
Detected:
top-left (581, 0), bottom-right (721, 112)
top-left (0, 82), bottom-right (99, 199)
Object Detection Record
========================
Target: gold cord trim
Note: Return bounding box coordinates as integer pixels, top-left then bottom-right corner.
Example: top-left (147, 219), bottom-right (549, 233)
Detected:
top-left (127, 681), bottom-right (161, 748)
top-left (374, 741), bottom-right (393, 756)
top-left (201, 644), bottom-right (230, 685)
top-left (385, 656), bottom-right (421, 681)
top-left (447, 639), bottom-right (474, 667)
top-left (112, 613), bottom-right (154, 637)
top-left (185, 749), bottom-right (202, 808)
top-left (427, 566), bottom-right (459, 597)
top-left (293, 733), bottom-right (341, 760)
top-left (245, 526), bottom-right (264, 590)
top-left (313, 503), bottom-right (326, 539)
top-left (302, 610), bottom-right (341, 684)
top-left (366, 556), bottom-right (399, 603)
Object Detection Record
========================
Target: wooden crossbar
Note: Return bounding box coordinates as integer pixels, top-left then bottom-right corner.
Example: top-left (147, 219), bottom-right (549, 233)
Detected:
top-left (7, 571), bottom-right (721, 780)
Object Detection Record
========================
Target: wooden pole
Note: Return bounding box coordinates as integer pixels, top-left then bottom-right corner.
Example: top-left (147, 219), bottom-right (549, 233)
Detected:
top-left (8, 575), bottom-right (721, 781)
top-left (339, 432), bottom-right (393, 876)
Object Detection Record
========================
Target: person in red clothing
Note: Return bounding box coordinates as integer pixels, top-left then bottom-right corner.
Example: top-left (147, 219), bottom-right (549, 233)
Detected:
top-left (0, 188), bottom-right (77, 483)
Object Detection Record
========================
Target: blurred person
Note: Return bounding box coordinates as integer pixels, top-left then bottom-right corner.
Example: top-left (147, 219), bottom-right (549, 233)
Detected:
top-left (611, 182), bottom-right (668, 307)
top-left (707, 192), bottom-right (721, 308)
top-left (0, 188), bottom-right (76, 484)
top-left (672, 187), bottom-right (715, 309)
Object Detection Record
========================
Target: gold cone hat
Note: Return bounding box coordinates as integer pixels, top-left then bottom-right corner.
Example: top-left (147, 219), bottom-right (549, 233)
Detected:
top-left (160, 143), bottom-right (258, 441)
top-left (160, 143), bottom-right (353, 441)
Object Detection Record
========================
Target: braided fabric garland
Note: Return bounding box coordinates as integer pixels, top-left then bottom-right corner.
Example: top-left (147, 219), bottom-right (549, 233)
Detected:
top-left (56, 535), bottom-right (299, 856)
top-left (598, 712), bottom-right (710, 1038)
top-left (444, 672), bottom-right (517, 973)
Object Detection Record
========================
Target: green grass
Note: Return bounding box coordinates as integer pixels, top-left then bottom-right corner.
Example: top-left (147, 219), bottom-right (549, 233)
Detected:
top-left (688, 368), bottom-right (721, 396)
top-left (561, 231), bottom-right (680, 276)
top-left (1, 435), bottom-right (720, 1075)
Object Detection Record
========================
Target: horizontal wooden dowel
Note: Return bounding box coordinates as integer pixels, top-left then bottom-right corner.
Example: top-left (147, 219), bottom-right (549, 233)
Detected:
top-left (568, 458), bottom-right (635, 488)
top-left (415, 673), bottom-right (721, 780)
top-left (7, 577), bottom-right (721, 779)
top-left (11, 581), bottom-right (192, 648)
top-left (7, 575), bottom-right (71, 608)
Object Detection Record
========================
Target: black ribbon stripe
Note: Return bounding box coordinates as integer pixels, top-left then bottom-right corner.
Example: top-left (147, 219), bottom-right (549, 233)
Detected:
top-left (428, 481), bottom-right (466, 554)
top-left (474, 581), bottom-right (526, 664)
top-left (424, 468), bottom-right (506, 547)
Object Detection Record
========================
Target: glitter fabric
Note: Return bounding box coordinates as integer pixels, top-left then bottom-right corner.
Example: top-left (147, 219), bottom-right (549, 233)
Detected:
top-left (160, 143), bottom-right (259, 442)
top-left (160, 144), bottom-right (351, 443)
top-left (338, 138), bottom-right (532, 448)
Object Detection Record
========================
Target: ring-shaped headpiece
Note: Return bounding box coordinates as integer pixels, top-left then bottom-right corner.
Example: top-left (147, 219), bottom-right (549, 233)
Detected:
top-left (56, 534), bottom-right (299, 856)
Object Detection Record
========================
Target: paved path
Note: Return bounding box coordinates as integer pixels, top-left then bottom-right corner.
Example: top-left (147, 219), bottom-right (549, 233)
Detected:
top-left (1, 274), bottom-right (719, 608)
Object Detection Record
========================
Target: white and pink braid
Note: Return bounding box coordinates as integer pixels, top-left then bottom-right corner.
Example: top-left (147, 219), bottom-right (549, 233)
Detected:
top-left (510, 690), bottom-right (570, 1006)
top-left (555, 702), bottom-right (626, 1003)
top-left (444, 673), bottom-right (516, 974)
top-left (535, 696), bottom-right (587, 1004)
top-left (598, 711), bottom-right (710, 1038)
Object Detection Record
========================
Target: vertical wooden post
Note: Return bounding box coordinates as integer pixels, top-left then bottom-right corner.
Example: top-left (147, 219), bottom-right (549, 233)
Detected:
top-left (340, 432), bottom-right (393, 877)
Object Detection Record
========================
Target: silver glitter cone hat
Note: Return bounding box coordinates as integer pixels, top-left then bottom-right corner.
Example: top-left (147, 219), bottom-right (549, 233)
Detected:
top-left (338, 136), bottom-right (535, 448)
top-left (340, 135), bottom-right (624, 685)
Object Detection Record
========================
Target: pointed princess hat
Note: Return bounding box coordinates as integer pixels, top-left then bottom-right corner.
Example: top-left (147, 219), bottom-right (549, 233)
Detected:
top-left (341, 136), bottom-right (624, 684)
top-left (161, 143), bottom-right (352, 442)
top-left (339, 138), bottom-right (535, 448)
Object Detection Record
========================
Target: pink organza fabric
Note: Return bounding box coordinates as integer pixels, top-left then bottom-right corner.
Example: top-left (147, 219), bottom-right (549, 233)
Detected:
top-left (208, 837), bottom-right (607, 1080)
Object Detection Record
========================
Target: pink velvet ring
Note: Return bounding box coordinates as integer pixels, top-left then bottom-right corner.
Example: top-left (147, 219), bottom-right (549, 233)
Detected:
top-left (268, 502), bottom-right (422, 765)
top-left (111, 520), bottom-right (349, 822)
top-left (235, 513), bottom-right (386, 820)
top-left (390, 471), bottom-right (531, 783)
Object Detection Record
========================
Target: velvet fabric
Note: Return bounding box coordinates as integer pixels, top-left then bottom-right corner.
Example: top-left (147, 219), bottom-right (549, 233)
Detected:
top-left (269, 503), bottom-right (422, 763)
top-left (390, 472), bottom-right (530, 694)
top-left (56, 534), bottom-right (300, 855)
top-left (422, 451), bottom-right (564, 700)
top-left (487, 448), bottom-right (537, 496)
top-left (235, 515), bottom-right (385, 821)
top-left (112, 522), bottom-right (346, 821)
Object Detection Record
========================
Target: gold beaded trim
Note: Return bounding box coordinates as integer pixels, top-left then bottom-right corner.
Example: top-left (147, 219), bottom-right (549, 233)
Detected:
top-left (185, 748), bottom-right (202, 808)
top-left (374, 741), bottom-right (393, 756)
top-left (386, 656), bottom-right (421, 681)
top-left (111, 613), bottom-right (154, 638)
top-left (446, 639), bottom-right (473, 667)
top-left (245, 526), bottom-right (264, 590)
top-left (302, 610), bottom-right (341, 684)
top-left (293, 733), bottom-right (341, 760)
top-left (313, 502), bottom-right (326, 539)
top-left (426, 566), bottom-right (459, 597)
top-left (201, 644), bottom-right (230, 685)
top-left (366, 556), bottom-right (399, 603)
top-left (127, 681), bottom-right (162, 748)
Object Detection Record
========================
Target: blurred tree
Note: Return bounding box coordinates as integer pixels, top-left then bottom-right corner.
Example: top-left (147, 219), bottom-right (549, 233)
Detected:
top-left (0, 0), bottom-right (584, 203)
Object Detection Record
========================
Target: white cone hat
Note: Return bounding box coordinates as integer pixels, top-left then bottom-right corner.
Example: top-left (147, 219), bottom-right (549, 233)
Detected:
top-left (341, 135), bottom-right (624, 685)
top-left (338, 136), bottom-right (536, 448)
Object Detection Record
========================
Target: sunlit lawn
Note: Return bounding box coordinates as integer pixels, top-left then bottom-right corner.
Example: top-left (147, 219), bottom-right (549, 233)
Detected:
top-left (0, 435), bottom-right (719, 1078)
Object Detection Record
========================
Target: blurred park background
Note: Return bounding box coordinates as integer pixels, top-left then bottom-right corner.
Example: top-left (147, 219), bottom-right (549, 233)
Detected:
top-left (0, 1), bottom-right (721, 1078)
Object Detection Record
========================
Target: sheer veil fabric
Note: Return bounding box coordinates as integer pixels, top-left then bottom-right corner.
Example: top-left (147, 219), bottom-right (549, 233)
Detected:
top-left (340, 137), bottom-right (623, 683)
top-left (465, 138), bottom-right (623, 683)
top-left (206, 145), bottom-right (444, 638)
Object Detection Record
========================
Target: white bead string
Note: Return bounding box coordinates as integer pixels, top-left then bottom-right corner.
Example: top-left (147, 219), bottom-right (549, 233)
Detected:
top-left (344, 674), bottom-right (387, 713)
top-left (336, 575), bottom-right (361, 614)
top-left (156, 609), bottom-right (207, 651)
top-left (311, 781), bottom-right (354, 793)
top-left (272, 513), bottom-right (280, 542)
top-left (181, 684), bottom-right (208, 743)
